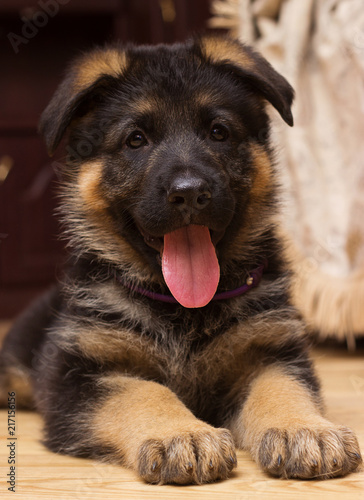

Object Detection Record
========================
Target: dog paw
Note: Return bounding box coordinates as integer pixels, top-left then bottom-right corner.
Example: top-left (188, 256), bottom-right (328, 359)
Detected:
top-left (258, 425), bottom-right (362, 479)
top-left (137, 427), bottom-right (237, 484)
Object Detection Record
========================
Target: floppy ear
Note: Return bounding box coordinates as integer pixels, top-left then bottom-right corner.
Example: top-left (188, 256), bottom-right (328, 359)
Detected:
top-left (198, 36), bottom-right (294, 126)
top-left (39, 47), bottom-right (127, 155)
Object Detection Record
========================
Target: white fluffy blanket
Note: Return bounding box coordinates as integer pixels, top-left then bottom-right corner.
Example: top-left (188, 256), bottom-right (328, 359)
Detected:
top-left (210, 0), bottom-right (364, 347)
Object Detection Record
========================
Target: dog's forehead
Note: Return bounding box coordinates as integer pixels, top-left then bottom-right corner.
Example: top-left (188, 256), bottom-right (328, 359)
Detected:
top-left (127, 43), bottom-right (200, 79)
top-left (118, 48), bottom-right (237, 119)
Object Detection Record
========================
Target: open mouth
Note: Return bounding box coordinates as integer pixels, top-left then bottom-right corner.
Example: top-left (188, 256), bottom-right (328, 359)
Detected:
top-left (137, 224), bottom-right (226, 308)
top-left (138, 225), bottom-right (225, 254)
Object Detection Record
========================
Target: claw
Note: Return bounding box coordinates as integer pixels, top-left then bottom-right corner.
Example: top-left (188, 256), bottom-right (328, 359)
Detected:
top-left (187, 462), bottom-right (193, 472)
top-left (277, 455), bottom-right (282, 466)
top-left (151, 461), bottom-right (158, 473)
top-left (333, 458), bottom-right (338, 467)
top-left (209, 459), bottom-right (214, 470)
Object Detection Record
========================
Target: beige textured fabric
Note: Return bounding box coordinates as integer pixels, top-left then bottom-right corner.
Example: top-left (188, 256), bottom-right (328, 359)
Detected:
top-left (210, 0), bottom-right (364, 347)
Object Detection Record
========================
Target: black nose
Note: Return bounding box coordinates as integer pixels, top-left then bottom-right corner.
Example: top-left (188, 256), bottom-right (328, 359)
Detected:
top-left (167, 176), bottom-right (211, 211)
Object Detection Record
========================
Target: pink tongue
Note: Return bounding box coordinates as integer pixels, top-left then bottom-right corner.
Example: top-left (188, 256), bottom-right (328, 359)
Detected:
top-left (162, 225), bottom-right (220, 308)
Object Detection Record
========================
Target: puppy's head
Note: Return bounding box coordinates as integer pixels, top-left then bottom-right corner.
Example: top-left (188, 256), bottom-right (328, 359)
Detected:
top-left (40, 35), bottom-right (294, 307)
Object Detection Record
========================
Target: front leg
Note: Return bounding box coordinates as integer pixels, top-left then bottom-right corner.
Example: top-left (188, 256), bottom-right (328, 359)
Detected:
top-left (89, 375), bottom-right (236, 484)
top-left (227, 364), bottom-right (362, 479)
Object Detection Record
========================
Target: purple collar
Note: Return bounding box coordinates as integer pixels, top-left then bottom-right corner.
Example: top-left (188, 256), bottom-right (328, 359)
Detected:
top-left (116, 261), bottom-right (266, 305)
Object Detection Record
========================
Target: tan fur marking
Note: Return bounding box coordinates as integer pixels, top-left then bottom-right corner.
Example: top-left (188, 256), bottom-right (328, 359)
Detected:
top-left (72, 310), bottom-right (304, 383)
top-left (223, 143), bottom-right (274, 261)
top-left (69, 160), bottom-right (156, 279)
top-left (131, 97), bottom-right (158, 116)
top-left (75, 326), bottom-right (162, 380)
top-left (200, 37), bottom-right (254, 71)
top-left (78, 160), bottom-right (109, 212)
top-left (238, 365), bottom-right (325, 445)
top-left (92, 376), bottom-right (236, 484)
top-left (75, 49), bottom-right (127, 91)
top-left (93, 376), bottom-right (205, 465)
top-left (228, 365), bottom-right (362, 478)
top-left (249, 144), bottom-right (273, 203)
top-left (194, 90), bottom-right (221, 108)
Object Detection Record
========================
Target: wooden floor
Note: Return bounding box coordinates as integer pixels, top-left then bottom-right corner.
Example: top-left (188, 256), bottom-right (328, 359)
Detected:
top-left (0, 320), bottom-right (363, 499)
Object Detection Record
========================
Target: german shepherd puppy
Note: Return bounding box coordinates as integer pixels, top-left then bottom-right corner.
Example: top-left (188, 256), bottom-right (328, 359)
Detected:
top-left (0, 35), bottom-right (361, 484)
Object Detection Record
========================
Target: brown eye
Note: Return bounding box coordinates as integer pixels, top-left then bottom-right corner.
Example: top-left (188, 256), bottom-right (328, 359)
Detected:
top-left (126, 131), bottom-right (147, 149)
top-left (210, 124), bottom-right (229, 142)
